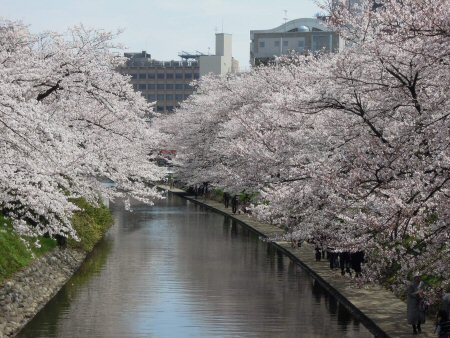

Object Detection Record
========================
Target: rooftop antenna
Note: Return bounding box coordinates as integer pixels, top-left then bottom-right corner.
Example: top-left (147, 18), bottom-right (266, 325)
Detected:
top-left (221, 18), bottom-right (224, 33)
top-left (283, 10), bottom-right (288, 31)
top-left (280, 10), bottom-right (288, 55)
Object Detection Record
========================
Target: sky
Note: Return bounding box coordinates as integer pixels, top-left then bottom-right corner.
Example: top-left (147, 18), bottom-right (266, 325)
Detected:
top-left (1, 0), bottom-right (322, 71)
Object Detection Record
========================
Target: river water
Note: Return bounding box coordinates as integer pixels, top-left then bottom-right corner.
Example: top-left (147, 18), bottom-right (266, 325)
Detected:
top-left (17, 193), bottom-right (373, 338)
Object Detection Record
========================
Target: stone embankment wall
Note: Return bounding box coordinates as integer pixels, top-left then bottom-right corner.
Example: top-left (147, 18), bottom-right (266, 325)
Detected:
top-left (0, 248), bottom-right (86, 338)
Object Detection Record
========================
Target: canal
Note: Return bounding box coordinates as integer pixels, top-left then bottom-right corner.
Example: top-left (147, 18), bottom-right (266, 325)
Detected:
top-left (17, 193), bottom-right (373, 338)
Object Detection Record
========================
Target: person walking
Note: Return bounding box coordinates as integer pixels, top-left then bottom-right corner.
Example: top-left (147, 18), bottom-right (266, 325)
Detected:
top-left (407, 275), bottom-right (425, 334)
top-left (223, 192), bottom-right (230, 208)
top-left (351, 251), bottom-right (364, 278)
top-left (315, 246), bottom-right (322, 261)
top-left (231, 195), bottom-right (238, 214)
top-left (339, 252), bottom-right (352, 276)
top-left (327, 247), bottom-right (338, 270)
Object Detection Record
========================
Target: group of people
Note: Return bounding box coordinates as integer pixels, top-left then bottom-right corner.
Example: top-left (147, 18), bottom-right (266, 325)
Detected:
top-left (407, 275), bottom-right (450, 337)
top-left (191, 182), bottom-right (209, 199)
top-left (223, 192), bottom-right (239, 214)
top-left (314, 246), bottom-right (365, 278)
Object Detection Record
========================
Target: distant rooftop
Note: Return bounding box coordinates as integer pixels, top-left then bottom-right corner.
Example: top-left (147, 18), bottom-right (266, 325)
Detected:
top-left (250, 18), bottom-right (333, 38)
top-left (123, 51), bottom-right (199, 68)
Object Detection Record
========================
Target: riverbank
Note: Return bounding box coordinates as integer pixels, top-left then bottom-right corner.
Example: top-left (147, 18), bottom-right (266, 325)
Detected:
top-left (0, 198), bottom-right (113, 338)
top-left (0, 248), bottom-right (86, 338)
top-left (164, 187), bottom-right (435, 338)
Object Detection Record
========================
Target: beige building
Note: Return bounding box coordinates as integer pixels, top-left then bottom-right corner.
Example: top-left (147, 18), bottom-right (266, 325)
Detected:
top-left (119, 33), bottom-right (238, 113)
top-left (250, 18), bottom-right (344, 66)
top-left (119, 52), bottom-right (199, 113)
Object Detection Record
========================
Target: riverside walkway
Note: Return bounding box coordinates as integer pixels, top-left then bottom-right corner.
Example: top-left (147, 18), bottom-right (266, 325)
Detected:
top-left (159, 186), bottom-right (435, 338)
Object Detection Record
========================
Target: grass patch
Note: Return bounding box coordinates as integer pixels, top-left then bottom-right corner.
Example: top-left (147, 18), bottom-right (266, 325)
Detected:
top-left (0, 198), bottom-right (113, 284)
top-left (0, 214), bottom-right (57, 284)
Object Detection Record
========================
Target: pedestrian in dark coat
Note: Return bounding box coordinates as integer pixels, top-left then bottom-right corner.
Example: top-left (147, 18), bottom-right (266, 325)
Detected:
top-left (315, 246), bottom-right (321, 261)
top-left (351, 251), bottom-right (364, 277)
top-left (327, 247), bottom-right (338, 269)
top-left (407, 275), bottom-right (425, 334)
top-left (339, 252), bottom-right (352, 276)
top-left (231, 195), bottom-right (238, 214)
top-left (223, 192), bottom-right (230, 208)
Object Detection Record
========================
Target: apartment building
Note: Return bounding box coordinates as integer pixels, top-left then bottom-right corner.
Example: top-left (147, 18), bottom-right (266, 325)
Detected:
top-left (119, 33), bottom-right (239, 113)
top-left (119, 52), bottom-right (199, 113)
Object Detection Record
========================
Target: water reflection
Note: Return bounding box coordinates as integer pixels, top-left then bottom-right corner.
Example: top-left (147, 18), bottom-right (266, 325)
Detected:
top-left (17, 239), bottom-right (113, 338)
top-left (17, 194), bottom-right (373, 338)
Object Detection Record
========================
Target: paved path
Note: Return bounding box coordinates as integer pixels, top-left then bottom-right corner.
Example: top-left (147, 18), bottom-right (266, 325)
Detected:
top-left (171, 191), bottom-right (435, 338)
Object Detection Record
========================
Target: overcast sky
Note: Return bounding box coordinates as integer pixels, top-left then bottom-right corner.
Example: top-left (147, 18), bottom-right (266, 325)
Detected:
top-left (1, 0), bottom-right (321, 71)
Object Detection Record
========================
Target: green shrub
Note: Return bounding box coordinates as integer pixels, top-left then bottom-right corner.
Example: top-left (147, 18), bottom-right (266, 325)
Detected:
top-left (239, 191), bottom-right (259, 204)
top-left (67, 197), bottom-right (113, 251)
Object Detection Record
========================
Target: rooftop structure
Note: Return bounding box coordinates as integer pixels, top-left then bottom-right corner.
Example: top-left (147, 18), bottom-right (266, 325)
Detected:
top-left (250, 18), bottom-right (344, 66)
top-left (199, 33), bottom-right (239, 76)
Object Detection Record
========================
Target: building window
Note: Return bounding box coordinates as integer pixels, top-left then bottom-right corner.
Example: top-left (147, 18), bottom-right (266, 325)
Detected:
top-left (166, 73), bottom-right (174, 79)
top-left (166, 83), bottom-right (174, 90)
top-left (131, 73), bottom-right (138, 80)
top-left (175, 84), bottom-right (183, 90)
top-left (157, 73), bottom-right (165, 79)
top-left (259, 41), bottom-right (265, 48)
top-left (298, 40), bottom-right (305, 49)
top-left (138, 73), bottom-right (147, 79)
top-left (138, 84), bottom-right (146, 90)
top-left (184, 84), bottom-right (191, 90)
top-left (157, 84), bottom-right (165, 90)
top-left (274, 40), bottom-right (280, 47)
top-left (166, 106), bottom-right (174, 112)
top-left (148, 94), bottom-right (156, 101)
top-left (184, 73), bottom-right (192, 79)
top-left (148, 73), bottom-right (156, 79)
top-left (194, 73), bottom-right (200, 79)
top-left (156, 106), bottom-right (164, 112)
top-left (133, 84), bottom-right (138, 90)
top-left (312, 35), bottom-right (329, 51)
top-left (157, 94), bottom-right (165, 101)
top-left (283, 40), bottom-right (288, 47)
top-left (175, 94), bottom-right (183, 101)
top-left (148, 84), bottom-right (155, 90)
top-left (166, 94), bottom-right (173, 100)
top-left (175, 73), bottom-right (183, 79)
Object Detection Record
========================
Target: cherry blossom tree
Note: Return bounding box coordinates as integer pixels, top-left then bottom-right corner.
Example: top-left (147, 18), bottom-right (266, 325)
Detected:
top-left (311, 0), bottom-right (450, 289)
top-left (0, 20), bottom-right (164, 239)
top-left (156, 0), bottom-right (449, 292)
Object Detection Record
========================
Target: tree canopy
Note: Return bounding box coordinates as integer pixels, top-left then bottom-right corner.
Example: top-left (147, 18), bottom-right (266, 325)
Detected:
top-left (156, 0), bottom-right (450, 292)
top-left (0, 21), bottom-right (164, 239)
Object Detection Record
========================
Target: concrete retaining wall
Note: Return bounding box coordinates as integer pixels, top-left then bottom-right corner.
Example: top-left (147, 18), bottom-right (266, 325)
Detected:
top-left (0, 248), bottom-right (86, 338)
